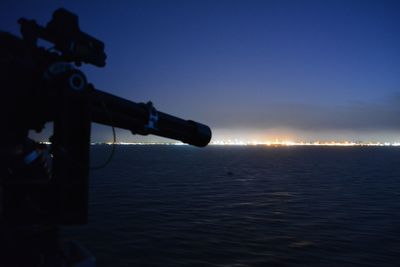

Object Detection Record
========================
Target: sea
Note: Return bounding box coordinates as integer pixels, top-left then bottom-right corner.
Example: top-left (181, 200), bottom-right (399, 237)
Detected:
top-left (62, 145), bottom-right (400, 267)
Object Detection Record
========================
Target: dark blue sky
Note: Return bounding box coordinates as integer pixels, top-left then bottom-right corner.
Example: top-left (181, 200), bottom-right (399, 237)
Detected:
top-left (2, 0), bottom-right (400, 142)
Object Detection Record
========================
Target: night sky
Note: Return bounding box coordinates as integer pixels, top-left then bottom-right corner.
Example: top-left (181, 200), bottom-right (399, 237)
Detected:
top-left (2, 0), bottom-right (399, 143)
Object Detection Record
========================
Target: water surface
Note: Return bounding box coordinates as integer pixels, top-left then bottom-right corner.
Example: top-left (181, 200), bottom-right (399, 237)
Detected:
top-left (63, 146), bottom-right (400, 267)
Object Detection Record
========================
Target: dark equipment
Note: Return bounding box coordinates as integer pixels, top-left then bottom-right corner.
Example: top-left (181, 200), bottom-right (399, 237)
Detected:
top-left (0, 8), bottom-right (211, 266)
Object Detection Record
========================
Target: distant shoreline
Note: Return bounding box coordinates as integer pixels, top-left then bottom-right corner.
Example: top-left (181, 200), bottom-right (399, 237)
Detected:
top-left (38, 141), bottom-right (400, 147)
top-left (90, 142), bottom-right (400, 147)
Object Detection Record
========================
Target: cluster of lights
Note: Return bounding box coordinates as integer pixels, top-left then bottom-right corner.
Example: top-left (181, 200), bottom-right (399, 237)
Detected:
top-left (211, 140), bottom-right (400, 147)
top-left (41, 141), bottom-right (400, 147)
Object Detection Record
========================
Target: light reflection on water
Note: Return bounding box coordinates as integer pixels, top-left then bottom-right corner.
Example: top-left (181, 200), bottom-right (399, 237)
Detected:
top-left (63, 146), bottom-right (400, 267)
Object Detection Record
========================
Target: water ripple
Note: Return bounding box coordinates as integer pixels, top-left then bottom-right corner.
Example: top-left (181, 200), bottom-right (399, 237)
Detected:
top-left (63, 146), bottom-right (400, 267)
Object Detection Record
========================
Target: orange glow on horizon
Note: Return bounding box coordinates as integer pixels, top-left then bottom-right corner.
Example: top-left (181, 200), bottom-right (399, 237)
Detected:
top-left (210, 140), bottom-right (400, 147)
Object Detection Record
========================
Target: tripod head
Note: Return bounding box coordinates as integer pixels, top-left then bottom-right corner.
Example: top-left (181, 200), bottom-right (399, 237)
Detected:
top-left (19, 8), bottom-right (106, 67)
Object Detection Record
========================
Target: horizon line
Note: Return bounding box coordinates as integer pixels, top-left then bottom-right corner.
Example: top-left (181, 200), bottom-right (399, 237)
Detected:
top-left (37, 141), bottom-right (400, 147)
top-left (37, 140), bottom-right (400, 147)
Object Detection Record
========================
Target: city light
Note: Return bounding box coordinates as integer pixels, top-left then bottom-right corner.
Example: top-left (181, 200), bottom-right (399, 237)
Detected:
top-left (210, 140), bottom-right (400, 147)
top-left (40, 140), bottom-right (400, 147)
